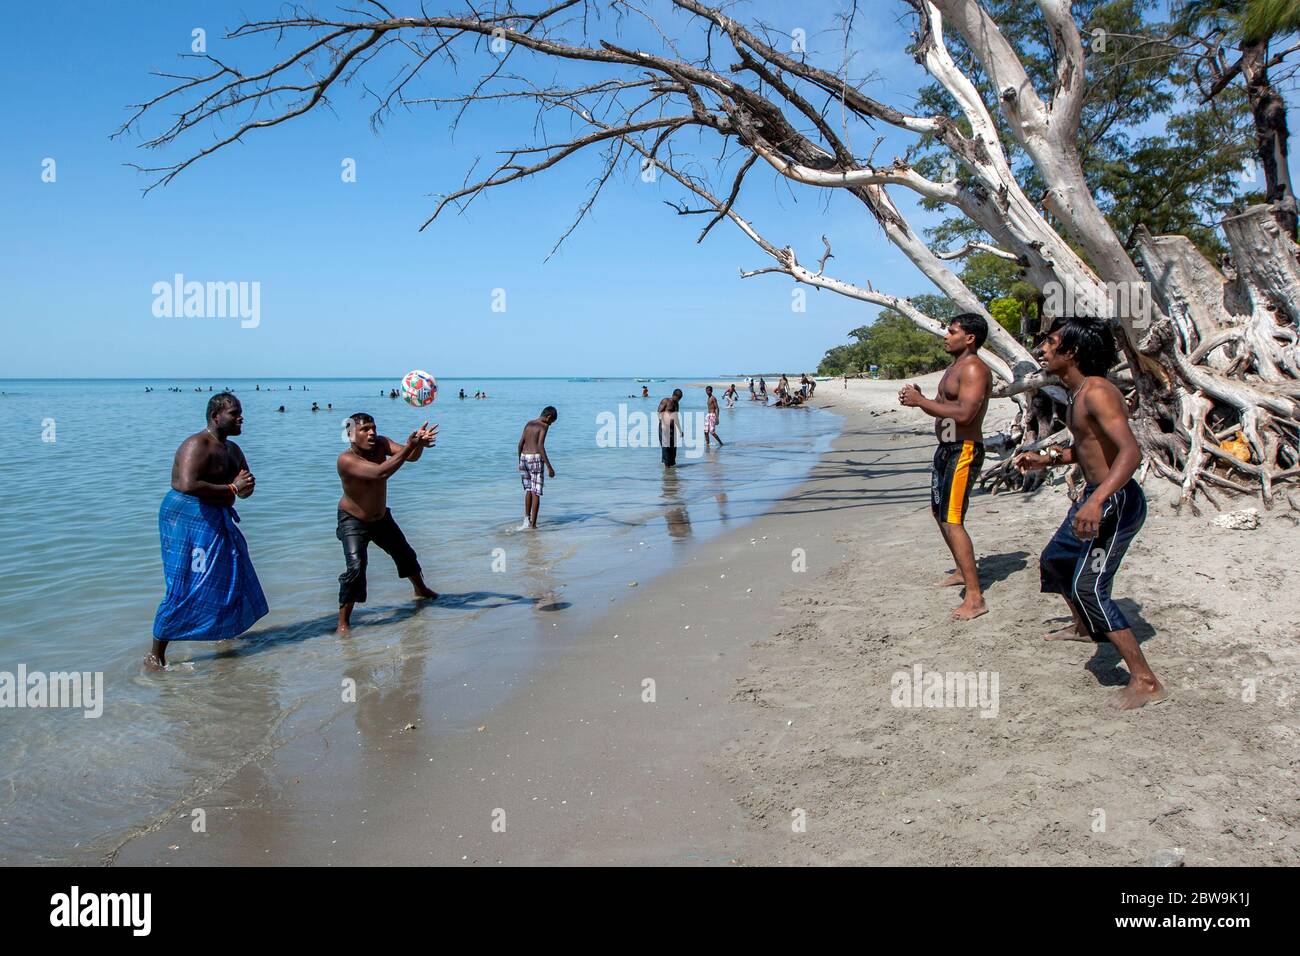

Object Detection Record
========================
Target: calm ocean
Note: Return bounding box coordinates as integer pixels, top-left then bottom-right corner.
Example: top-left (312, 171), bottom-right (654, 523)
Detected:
top-left (0, 377), bottom-right (837, 862)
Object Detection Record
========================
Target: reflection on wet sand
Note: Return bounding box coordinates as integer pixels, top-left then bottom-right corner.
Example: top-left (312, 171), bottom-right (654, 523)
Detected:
top-left (522, 527), bottom-right (569, 614)
top-left (704, 450), bottom-right (731, 523)
top-left (341, 624), bottom-right (426, 767)
top-left (133, 651), bottom-right (288, 862)
top-left (661, 470), bottom-right (693, 539)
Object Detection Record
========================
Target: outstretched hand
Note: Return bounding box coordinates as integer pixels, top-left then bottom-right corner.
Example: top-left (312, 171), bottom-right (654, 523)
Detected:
top-left (1014, 451), bottom-right (1049, 472)
top-left (407, 422), bottom-right (437, 448)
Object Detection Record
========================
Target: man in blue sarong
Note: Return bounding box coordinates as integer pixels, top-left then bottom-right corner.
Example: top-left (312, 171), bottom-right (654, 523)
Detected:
top-left (148, 392), bottom-right (268, 669)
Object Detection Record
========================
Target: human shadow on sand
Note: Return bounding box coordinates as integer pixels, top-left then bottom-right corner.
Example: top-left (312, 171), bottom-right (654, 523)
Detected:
top-left (973, 550), bottom-right (1030, 589)
top-left (1075, 598), bottom-right (1157, 687)
top-left (434, 590), bottom-right (538, 611)
top-left (938, 551), bottom-right (1029, 598)
top-left (206, 591), bottom-right (536, 660)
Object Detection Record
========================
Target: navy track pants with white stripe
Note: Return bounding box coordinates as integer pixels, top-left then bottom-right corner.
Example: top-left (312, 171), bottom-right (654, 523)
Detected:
top-left (1040, 478), bottom-right (1146, 641)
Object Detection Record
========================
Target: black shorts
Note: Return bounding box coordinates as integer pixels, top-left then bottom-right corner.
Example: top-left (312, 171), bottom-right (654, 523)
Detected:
top-left (931, 441), bottom-right (984, 525)
top-left (336, 508), bottom-right (421, 606)
top-left (1040, 479), bottom-right (1146, 640)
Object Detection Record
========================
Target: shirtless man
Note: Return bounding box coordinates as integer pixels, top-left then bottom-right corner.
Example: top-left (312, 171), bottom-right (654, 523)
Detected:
top-left (335, 413), bottom-right (438, 633)
top-left (724, 383), bottom-right (737, 407)
top-left (170, 395), bottom-right (254, 507)
top-left (704, 385), bottom-right (725, 447)
top-left (658, 388), bottom-right (683, 467)
top-left (899, 313), bottom-right (993, 621)
top-left (517, 406), bottom-right (558, 529)
top-left (1015, 316), bottom-right (1166, 710)
top-left (149, 393), bottom-right (268, 668)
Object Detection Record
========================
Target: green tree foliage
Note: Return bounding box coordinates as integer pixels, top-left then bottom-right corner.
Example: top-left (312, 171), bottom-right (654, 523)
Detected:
top-left (959, 251), bottom-right (1024, 303)
top-left (909, 0), bottom-right (1256, 262)
top-left (1181, 0), bottom-right (1300, 43)
top-left (989, 297), bottom-right (1023, 337)
top-left (818, 297), bottom-right (956, 378)
top-left (1241, 0), bottom-right (1300, 41)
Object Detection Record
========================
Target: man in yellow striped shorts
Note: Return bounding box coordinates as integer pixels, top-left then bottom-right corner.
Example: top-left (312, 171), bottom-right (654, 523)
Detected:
top-left (899, 313), bottom-right (994, 621)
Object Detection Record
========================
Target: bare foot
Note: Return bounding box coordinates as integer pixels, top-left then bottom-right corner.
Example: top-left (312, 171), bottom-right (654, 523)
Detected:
top-left (335, 623), bottom-right (351, 635)
top-left (934, 570), bottom-right (964, 588)
top-left (1109, 678), bottom-right (1169, 711)
top-left (143, 654), bottom-right (166, 672)
top-left (951, 597), bottom-right (988, 621)
top-left (413, 585), bottom-right (438, 600)
top-left (1044, 625), bottom-right (1092, 642)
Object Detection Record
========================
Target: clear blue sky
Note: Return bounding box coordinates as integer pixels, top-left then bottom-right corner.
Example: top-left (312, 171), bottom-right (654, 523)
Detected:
top-left (0, 1), bottom-right (1284, 378)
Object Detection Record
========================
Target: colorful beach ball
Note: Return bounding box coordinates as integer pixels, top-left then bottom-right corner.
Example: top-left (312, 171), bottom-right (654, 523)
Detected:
top-left (401, 370), bottom-right (437, 407)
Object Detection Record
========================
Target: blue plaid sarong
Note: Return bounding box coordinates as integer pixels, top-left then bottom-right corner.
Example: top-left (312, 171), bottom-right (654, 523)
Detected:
top-left (152, 490), bottom-right (268, 641)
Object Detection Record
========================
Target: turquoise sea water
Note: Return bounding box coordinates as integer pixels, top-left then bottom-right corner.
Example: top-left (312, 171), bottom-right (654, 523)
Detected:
top-left (0, 377), bottom-right (836, 862)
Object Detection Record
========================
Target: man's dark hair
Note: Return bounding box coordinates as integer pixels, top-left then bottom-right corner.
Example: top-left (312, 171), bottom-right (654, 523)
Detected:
top-left (541, 406), bottom-right (558, 421)
top-left (347, 412), bottom-right (375, 428)
top-left (951, 312), bottom-right (989, 350)
top-left (1048, 315), bottom-right (1119, 377)
top-left (705, 385), bottom-right (713, 393)
top-left (672, 388), bottom-right (683, 398)
top-left (206, 391), bottom-right (239, 421)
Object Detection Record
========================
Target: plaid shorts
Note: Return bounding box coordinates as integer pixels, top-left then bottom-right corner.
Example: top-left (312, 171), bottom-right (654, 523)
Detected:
top-left (519, 453), bottom-right (544, 495)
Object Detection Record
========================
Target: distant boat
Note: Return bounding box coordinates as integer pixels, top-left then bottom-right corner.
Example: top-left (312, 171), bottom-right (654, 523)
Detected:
top-left (635, 377), bottom-right (651, 382)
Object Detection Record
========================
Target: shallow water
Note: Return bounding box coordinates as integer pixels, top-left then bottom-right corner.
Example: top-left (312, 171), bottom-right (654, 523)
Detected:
top-left (0, 377), bottom-right (836, 862)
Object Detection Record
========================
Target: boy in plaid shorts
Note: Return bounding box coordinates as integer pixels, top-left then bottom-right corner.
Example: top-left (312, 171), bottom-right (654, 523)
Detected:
top-left (517, 406), bottom-right (558, 529)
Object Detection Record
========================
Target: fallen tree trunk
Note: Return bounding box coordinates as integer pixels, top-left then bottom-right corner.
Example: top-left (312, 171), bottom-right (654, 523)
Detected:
top-left (1131, 205), bottom-right (1300, 509)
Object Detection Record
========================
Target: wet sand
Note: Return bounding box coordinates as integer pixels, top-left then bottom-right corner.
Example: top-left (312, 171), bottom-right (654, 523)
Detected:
top-left (113, 375), bottom-right (1300, 865)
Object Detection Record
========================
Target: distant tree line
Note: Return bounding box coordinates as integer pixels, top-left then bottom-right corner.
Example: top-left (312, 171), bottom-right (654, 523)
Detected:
top-left (818, 252), bottom-right (1042, 377)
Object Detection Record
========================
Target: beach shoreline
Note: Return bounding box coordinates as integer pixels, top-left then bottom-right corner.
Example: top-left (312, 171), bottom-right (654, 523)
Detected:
top-left (108, 374), bottom-right (1299, 865)
top-left (106, 386), bottom-right (850, 865)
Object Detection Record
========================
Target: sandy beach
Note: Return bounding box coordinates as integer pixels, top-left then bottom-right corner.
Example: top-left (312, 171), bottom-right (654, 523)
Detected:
top-left (109, 374), bottom-right (1299, 866)
top-left (719, 376), bottom-right (1300, 865)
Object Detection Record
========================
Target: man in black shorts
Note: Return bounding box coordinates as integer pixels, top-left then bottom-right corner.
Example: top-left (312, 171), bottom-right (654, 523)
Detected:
top-left (1016, 315), bottom-right (1165, 710)
top-left (900, 313), bottom-right (993, 620)
top-left (658, 389), bottom-right (682, 467)
top-left (334, 413), bottom-right (438, 633)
